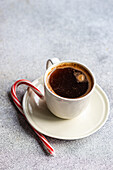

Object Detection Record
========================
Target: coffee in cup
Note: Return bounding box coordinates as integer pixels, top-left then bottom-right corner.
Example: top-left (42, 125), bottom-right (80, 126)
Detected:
top-left (46, 63), bottom-right (94, 99)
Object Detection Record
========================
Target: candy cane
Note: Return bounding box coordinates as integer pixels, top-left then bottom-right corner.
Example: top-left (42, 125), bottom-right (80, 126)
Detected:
top-left (11, 79), bottom-right (55, 156)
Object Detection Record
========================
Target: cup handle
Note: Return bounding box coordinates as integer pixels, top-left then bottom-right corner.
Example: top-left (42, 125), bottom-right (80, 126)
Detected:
top-left (46, 58), bottom-right (60, 70)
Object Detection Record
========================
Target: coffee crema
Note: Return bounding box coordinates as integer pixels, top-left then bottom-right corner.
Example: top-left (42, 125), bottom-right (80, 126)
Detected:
top-left (47, 63), bottom-right (93, 99)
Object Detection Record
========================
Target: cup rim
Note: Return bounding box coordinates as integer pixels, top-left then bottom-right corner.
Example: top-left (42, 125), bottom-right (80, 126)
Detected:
top-left (44, 60), bottom-right (96, 101)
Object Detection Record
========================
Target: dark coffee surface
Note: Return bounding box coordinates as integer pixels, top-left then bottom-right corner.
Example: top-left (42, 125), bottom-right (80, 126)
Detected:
top-left (48, 67), bottom-right (90, 98)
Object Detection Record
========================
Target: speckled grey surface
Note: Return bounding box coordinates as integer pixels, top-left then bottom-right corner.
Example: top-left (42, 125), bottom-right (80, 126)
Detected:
top-left (0, 0), bottom-right (113, 169)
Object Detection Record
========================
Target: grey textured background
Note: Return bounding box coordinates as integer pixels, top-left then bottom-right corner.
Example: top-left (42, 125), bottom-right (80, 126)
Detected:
top-left (0, 0), bottom-right (113, 170)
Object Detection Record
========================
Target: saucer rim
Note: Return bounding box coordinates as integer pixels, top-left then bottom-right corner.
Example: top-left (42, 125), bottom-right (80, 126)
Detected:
top-left (23, 77), bottom-right (110, 140)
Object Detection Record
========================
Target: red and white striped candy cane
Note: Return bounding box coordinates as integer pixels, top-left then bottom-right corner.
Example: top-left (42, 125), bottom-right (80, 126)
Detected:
top-left (11, 79), bottom-right (55, 156)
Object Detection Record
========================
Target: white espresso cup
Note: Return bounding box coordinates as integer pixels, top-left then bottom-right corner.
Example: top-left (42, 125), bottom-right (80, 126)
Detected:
top-left (11, 58), bottom-right (96, 120)
top-left (44, 58), bottom-right (96, 119)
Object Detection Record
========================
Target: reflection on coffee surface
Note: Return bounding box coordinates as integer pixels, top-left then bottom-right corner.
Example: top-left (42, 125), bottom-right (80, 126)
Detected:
top-left (47, 63), bottom-right (93, 98)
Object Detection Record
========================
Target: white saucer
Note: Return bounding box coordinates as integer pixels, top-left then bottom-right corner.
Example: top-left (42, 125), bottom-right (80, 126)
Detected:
top-left (23, 77), bottom-right (109, 140)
